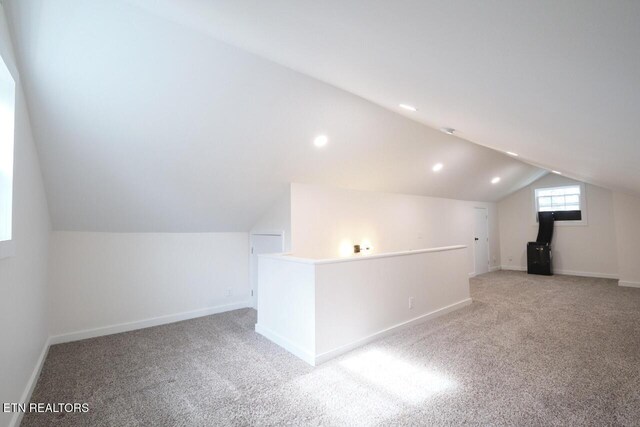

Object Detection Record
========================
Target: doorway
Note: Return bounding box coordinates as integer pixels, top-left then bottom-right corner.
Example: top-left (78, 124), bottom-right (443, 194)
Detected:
top-left (250, 233), bottom-right (284, 309)
top-left (473, 207), bottom-right (490, 276)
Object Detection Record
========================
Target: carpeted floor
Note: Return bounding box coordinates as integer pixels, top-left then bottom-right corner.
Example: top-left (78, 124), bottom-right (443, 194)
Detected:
top-left (22, 271), bottom-right (640, 426)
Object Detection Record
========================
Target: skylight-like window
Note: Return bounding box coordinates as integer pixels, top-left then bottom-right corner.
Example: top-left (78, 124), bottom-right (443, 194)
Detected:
top-left (0, 52), bottom-right (16, 249)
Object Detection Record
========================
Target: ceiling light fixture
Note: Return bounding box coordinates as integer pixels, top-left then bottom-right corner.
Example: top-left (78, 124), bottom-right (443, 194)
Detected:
top-left (552, 170), bottom-right (562, 175)
top-left (399, 104), bottom-right (417, 112)
top-left (313, 135), bottom-right (328, 148)
top-left (491, 177), bottom-right (501, 184)
top-left (506, 151), bottom-right (519, 157)
top-left (440, 127), bottom-right (455, 135)
top-left (432, 163), bottom-right (443, 172)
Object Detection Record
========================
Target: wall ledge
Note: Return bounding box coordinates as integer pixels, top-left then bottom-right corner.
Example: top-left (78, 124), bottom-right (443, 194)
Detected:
top-left (261, 245), bottom-right (467, 265)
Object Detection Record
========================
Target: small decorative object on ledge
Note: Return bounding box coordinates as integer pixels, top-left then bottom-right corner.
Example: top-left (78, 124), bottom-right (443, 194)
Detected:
top-left (353, 244), bottom-right (361, 254)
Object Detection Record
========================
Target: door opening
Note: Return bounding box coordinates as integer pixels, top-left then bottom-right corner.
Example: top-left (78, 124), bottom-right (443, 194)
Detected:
top-left (250, 233), bottom-right (284, 309)
top-left (473, 207), bottom-right (490, 276)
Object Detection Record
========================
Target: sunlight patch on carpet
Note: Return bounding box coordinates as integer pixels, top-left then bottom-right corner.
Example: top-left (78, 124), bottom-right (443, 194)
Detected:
top-left (339, 349), bottom-right (456, 404)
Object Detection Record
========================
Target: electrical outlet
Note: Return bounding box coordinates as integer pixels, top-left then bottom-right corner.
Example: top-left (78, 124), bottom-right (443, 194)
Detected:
top-left (225, 288), bottom-right (232, 297)
top-left (409, 296), bottom-right (415, 310)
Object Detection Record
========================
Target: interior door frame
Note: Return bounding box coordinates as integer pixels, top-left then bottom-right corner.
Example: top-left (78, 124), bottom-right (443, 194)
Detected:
top-left (473, 207), bottom-right (490, 276)
top-left (249, 231), bottom-right (285, 309)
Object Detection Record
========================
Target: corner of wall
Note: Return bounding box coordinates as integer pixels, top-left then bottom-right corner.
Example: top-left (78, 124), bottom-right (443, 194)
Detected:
top-left (249, 186), bottom-right (292, 252)
top-left (0, 6), bottom-right (52, 426)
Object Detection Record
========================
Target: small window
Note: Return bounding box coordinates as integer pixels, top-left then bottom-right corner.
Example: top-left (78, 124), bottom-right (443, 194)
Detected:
top-left (0, 52), bottom-right (16, 251)
top-left (534, 185), bottom-right (583, 222)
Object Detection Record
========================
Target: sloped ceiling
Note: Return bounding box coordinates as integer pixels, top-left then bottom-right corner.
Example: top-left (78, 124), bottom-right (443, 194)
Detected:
top-left (125, 0), bottom-right (640, 196)
top-left (5, 0), bottom-right (544, 232)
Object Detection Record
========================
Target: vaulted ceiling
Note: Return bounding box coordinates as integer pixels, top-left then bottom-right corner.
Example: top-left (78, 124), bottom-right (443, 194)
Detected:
top-left (9, 0), bottom-right (609, 232)
top-left (128, 0), bottom-right (640, 194)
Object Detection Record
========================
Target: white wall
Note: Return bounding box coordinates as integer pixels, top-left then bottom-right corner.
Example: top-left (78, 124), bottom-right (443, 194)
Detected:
top-left (314, 247), bottom-right (470, 360)
top-left (48, 232), bottom-right (250, 338)
top-left (290, 183), bottom-right (500, 275)
top-left (250, 187), bottom-right (291, 252)
top-left (256, 256), bottom-right (316, 362)
top-left (256, 246), bottom-right (470, 365)
top-left (0, 6), bottom-right (51, 427)
top-left (5, 0), bottom-right (544, 234)
top-left (498, 174), bottom-right (618, 278)
top-left (612, 192), bottom-right (640, 287)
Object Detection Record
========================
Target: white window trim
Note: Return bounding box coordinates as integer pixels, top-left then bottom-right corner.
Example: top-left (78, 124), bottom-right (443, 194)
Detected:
top-left (0, 239), bottom-right (16, 259)
top-left (0, 49), bottom-right (16, 259)
top-left (531, 182), bottom-right (588, 227)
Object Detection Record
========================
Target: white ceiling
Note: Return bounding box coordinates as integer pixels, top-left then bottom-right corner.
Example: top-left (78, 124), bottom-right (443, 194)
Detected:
top-left (5, 0), bottom-right (546, 232)
top-left (125, 0), bottom-right (640, 196)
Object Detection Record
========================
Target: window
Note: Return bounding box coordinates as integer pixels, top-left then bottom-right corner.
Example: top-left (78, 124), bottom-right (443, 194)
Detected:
top-left (534, 184), bottom-right (584, 223)
top-left (0, 52), bottom-right (16, 257)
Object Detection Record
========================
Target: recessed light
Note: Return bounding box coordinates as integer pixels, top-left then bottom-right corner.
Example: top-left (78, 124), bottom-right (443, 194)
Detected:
top-left (440, 127), bottom-right (455, 135)
top-left (313, 135), bottom-right (328, 148)
top-left (491, 177), bottom-right (501, 184)
top-left (552, 170), bottom-right (562, 175)
top-left (399, 104), bottom-right (417, 112)
top-left (432, 163), bottom-right (443, 172)
top-left (506, 151), bottom-right (519, 157)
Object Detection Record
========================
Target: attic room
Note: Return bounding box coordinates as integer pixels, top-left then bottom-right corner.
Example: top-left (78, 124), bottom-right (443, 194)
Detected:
top-left (1, 0), bottom-right (639, 425)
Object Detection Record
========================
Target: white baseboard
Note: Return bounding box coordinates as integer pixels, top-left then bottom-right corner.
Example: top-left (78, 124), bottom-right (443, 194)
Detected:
top-left (8, 302), bottom-right (250, 426)
top-left (314, 298), bottom-right (473, 366)
top-left (257, 298), bottom-right (473, 367)
top-left (9, 337), bottom-right (51, 427)
top-left (554, 269), bottom-right (618, 279)
top-left (7, 302), bottom-right (251, 426)
top-left (49, 301), bottom-right (251, 345)
top-left (619, 280), bottom-right (640, 288)
top-left (469, 266), bottom-right (501, 278)
top-left (501, 265), bottom-right (618, 280)
top-left (254, 324), bottom-right (316, 366)
top-left (501, 265), bottom-right (526, 272)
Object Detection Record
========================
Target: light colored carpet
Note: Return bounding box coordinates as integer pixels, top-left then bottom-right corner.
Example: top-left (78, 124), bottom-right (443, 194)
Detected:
top-left (22, 271), bottom-right (640, 426)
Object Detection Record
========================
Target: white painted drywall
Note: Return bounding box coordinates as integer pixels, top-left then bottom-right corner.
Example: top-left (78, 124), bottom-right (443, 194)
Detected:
top-left (250, 187), bottom-right (291, 252)
top-left (256, 256), bottom-right (316, 361)
top-left (314, 247), bottom-right (470, 357)
top-left (498, 174), bottom-right (618, 278)
top-left (130, 0), bottom-right (640, 197)
top-left (612, 192), bottom-right (640, 287)
top-left (256, 246), bottom-right (470, 365)
top-left (5, 0), bottom-right (544, 233)
top-left (48, 232), bottom-right (250, 337)
top-left (0, 6), bottom-right (51, 427)
top-left (290, 183), bottom-right (500, 275)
